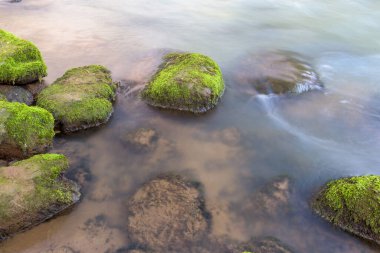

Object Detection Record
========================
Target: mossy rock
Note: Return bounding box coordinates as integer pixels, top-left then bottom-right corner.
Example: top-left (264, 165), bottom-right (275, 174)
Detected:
top-left (312, 175), bottom-right (380, 244)
top-left (234, 51), bottom-right (323, 95)
top-left (0, 85), bottom-right (33, 105)
top-left (0, 154), bottom-right (80, 240)
top-left (36, 65), bottom-right (116, 133)
top-left (0, 101), bottom-right (55, 159)
top-left (0, 30), bottom-right (47, 85)
top-left (141, 52), bottom-right (225, 113)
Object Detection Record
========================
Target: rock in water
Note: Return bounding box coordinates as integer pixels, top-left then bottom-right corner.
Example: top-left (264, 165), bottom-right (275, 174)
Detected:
top-left (121, 128), bottom-right (159, 152)
top-left (234, 51), bottom-right (323, 95)
top-left (126, 175), bottom-right (210, 251)
top-left (0, 101), bottom-right (55, 159)
top-left (0, 85), bottom-right (33, 105)
top-left (0, 154), bottom-right (80, 240)
top-left (141, 52), bottom-right (225, 113)
top-left (36, 65), bottom-right (116, 133)
top-left (312, 175), bottom-right (380, 245)
top-left (0, 30), bottom-right (47, 85)
top-left (241, 176), bottom-right (292, 217)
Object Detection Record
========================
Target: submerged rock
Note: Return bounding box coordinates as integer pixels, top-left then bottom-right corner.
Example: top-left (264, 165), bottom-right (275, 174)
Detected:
top-left (0, 85), bottom-right (33, 105)
top-left (312, 175), bottom-right (380, 245)
top-left (0, 154), bottom-right (80, 240)
top-left (203, 236), bottom-right (294, 253)
top-left (0, 101), bottom-right (55, 159)
top-left (121, 128), bottom-right (159, 152)
top-left (141, 52), bottom-right (225, 113)
top-left (126, 175), bottom-right (210, 251)
top-left (241, 176), bottom-right (292, 217)
top-left (37, 65), bottom-right (116, 133)
top-left (234, 51), bottom-right (322, 95)
top-left (0, 30), bottom-right (47, 85)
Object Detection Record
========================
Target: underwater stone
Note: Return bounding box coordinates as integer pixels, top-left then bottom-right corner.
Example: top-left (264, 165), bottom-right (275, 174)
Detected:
top-left (126, 175), bottom-right (210, 251)
top-left (36, 65), bottom-right (116, 133)
top-left (0, 154), bottom-right (80, 240)
top-left (312, 175), bottom-right (380, 245)
top-left (0, 100), bottom-right (55, 159)
top-left (0, 30), bottom-right (47, 85)
top-left (234, 51), bottom-right (323, 95)
top-left (141, 52), bottom-right (225, 113)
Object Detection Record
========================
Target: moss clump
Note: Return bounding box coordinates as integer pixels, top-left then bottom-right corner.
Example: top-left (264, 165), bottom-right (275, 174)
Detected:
top-left (0, 29), bottom-right (47, 85)
top-left (141, 52), bottom-right (225, 113)
top-left (312, 175), bottom-right (380, 244)
top-left (0, 100), bottom-right (55, 159)
top-left (0, 154), bottom-right (80, 239)
top-left (36, 65), bottom-right (116, 132)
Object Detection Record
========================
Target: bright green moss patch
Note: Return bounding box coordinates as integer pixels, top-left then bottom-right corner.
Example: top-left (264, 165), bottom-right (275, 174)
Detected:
top-left (0, 154), bottom-right (80, 238)
top-left (141, 52), bottom-right (225, 113)
top-left (36, 65), bottom-right (116, 132)
top-left (0, 100), bottom-right (54, 158)
top-left (0, 29), bottom-right (47, 85)
top-left (312, 175), bottom-right (380, 244)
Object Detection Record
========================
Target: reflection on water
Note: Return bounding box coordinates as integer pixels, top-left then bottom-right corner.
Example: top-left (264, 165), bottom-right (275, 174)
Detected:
top-left (1, 0), bottom-right (380, 252)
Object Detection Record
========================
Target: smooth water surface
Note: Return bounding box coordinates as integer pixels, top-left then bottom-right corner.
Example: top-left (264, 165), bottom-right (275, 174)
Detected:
top-left (1, 0), bottom-right (380, 252)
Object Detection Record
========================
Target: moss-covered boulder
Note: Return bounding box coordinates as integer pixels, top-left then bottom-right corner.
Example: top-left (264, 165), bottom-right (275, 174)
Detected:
top-left (36, 65), bottom-right (116, 133)
top-left (141, 52), bottom-right (225, 113)
top-left (234, 51), bottom-right (323, 95)
top-left (312, 175), bottom-right (380, 244)
top-left (0, 154), bottom-right (80, 240)
top-left (0, 85), bottom-right (33, 105)
top-left (0, 101), bottom-right (55, 159)
top-left (0, 29), bottom-right (47, 85)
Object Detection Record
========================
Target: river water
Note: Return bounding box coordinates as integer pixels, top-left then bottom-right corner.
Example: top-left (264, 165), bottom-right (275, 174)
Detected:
top-left (1, 0), bottom-right (380, 252)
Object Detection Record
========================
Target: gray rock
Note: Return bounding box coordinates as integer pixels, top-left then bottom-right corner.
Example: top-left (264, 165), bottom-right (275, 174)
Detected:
top-left (0, 85), bottom-right (33, 105)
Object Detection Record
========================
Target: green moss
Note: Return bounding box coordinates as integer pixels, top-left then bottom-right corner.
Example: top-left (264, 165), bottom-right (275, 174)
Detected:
top-left (314, 175), bottom-right (380, 236)
top-left (36, 65), bottom-right (116, 132)
top-left (141, 52), bottom-right (224, 113)
top-left (14, 154), bottom-right (73, 208)
top-left (0, 100), bottom-right (55, 152)
top-left (0, 154), bottom-right (77, 227)
top-left (0, 29), bottom-right (47, 85)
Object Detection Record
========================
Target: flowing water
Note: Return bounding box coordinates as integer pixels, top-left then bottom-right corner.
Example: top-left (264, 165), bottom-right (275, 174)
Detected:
top-left (1, 0), bottom-right (380, 252)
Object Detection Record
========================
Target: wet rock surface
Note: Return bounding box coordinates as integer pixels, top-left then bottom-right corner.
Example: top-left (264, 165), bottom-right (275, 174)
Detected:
top-left (36, 65), bottom-right (116, 133)
top-left (0, 30), bottom-right (47, 85)
top-left (0, 100), bottom-right (55, 159)
top-left (312, 175), bottom-right (380, 245)
top-left (126, 175), bottom-right (210, 252)
top-left (0, 154), bottom-right (80, 240)
top-left (233, 51), bottom-right (323, 95)
top-left (0, 85), bottom-right (33, 105)
top-left (141, 52), bottom-right (225, 113)
top-left (121, 128), bottom-right (159, 152)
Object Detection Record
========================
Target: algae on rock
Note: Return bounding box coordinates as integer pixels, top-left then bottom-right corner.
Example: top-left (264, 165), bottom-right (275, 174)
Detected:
top-left (141, 52), bottom-right (225, 113)
top-left (0, 100), bottom-right (55, 159)
top-left (0, 154), bottom-right (80, 240)
top-left (0, 29), bottom-right (47, 85)
top-left (37, 65), bottom-right (116, 133)
top-left (312, 175), bottom-right (380, 245)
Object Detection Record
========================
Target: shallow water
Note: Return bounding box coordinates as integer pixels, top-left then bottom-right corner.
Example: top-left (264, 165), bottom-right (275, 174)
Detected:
top-left (1, 0), bottom-right (380, 252)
